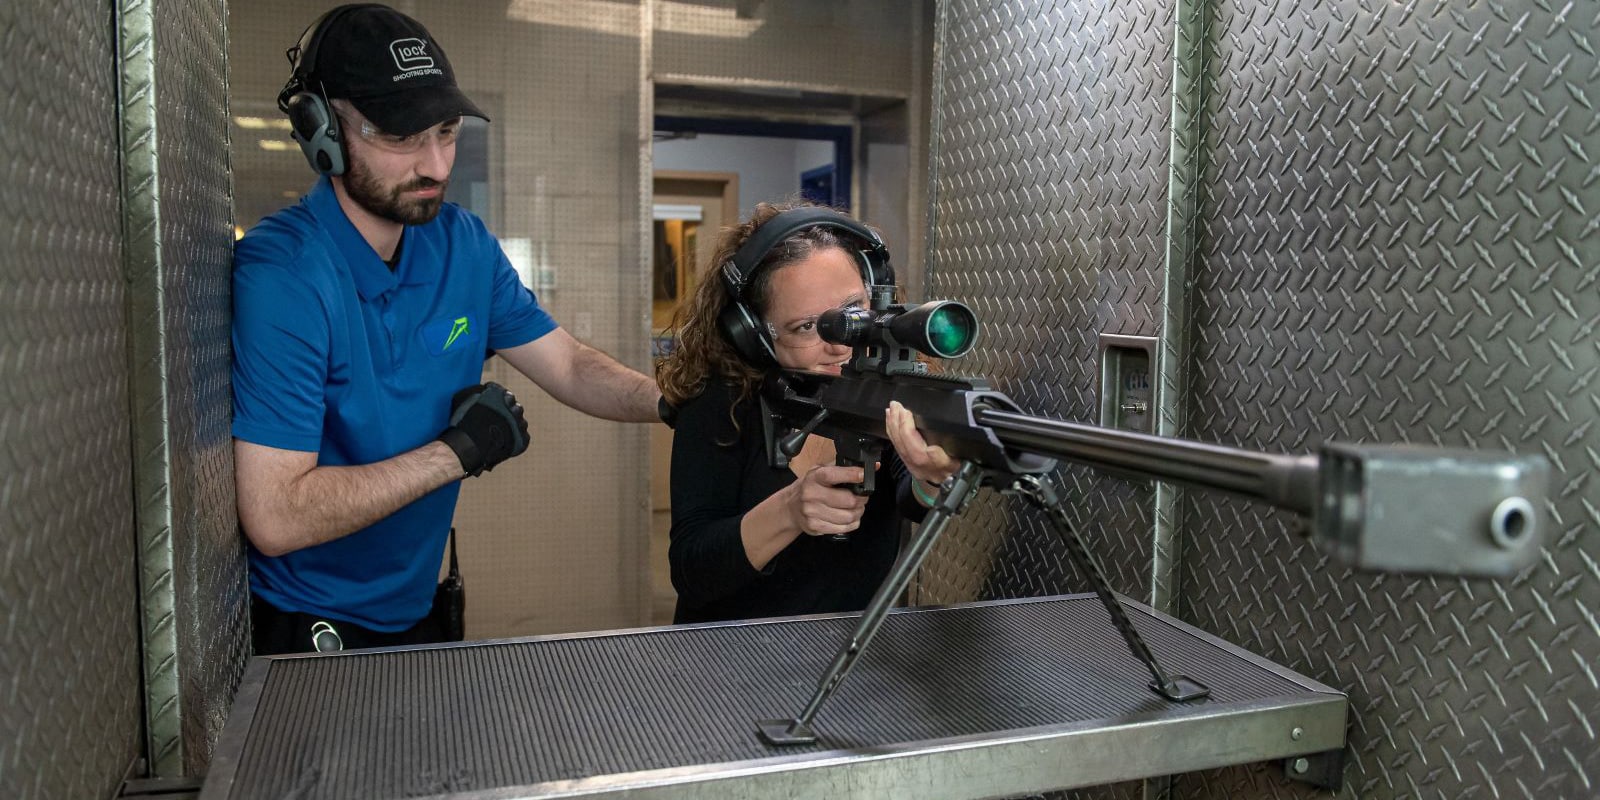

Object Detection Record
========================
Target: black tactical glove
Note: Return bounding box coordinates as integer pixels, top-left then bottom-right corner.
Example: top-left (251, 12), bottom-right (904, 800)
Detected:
top-left (438, 382), bottom-right (529, 477)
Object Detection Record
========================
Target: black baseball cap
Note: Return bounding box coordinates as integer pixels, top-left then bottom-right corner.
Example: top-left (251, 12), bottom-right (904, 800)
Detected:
top-left (307, 4), bottom-right (488, 136)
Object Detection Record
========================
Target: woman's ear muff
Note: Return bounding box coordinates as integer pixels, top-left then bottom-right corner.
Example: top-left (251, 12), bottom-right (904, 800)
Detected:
top-left (716, 207), bottom-right (891, 368)
top-left (856, 247), bottom-right (892, 288)
top-left (717, 298), bottom-right (777, 367)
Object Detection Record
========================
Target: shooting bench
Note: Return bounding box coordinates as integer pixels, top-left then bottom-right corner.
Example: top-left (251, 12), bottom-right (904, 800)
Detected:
top-left (203, 594), bottom-right (1345, 799)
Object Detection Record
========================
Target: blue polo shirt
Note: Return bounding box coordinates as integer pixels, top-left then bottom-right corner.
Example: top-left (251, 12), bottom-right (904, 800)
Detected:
top-left (232, 176), bottom-right (557, 631)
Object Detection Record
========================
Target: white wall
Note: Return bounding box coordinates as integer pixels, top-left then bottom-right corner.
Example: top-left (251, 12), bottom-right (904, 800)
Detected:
top-left (653, 130), bottom-right (912, 281)
top-left (796, 140), bottom-right (835, 175)
top-left (654, 133), bottom-right (837, 217)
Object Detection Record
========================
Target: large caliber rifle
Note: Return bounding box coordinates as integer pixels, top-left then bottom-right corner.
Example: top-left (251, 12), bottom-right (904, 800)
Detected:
top-left (754, 284), bottom-right (1548, 746)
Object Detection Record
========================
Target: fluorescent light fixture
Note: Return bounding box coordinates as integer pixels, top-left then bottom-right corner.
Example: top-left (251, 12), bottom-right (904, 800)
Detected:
top-left (506, 0), bottom-right (762, 38)
top-left (506, 0), bottom-right (636, 36)
top-left (653, 203), bottom-right (704, 221)
top-left (235, 116), bottom-right (292, 130)
top-left (657, 1), bottom-right (763, 36)
top-left (258, 139), bottom-right (294, 151)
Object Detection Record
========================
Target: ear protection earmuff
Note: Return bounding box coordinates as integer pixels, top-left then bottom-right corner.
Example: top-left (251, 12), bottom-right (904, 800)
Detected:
top-left (716, 207), bottom-right (894, 367)
top-left (277, 5), bottom-right (380, 176)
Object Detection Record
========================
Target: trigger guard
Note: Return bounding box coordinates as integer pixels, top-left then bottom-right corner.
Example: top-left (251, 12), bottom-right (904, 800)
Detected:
top-left (836, 456), bottom-right (874, 495)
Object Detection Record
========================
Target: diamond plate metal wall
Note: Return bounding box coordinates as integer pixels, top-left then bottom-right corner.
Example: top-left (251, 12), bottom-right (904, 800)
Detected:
top-left (926, 0), bottom-right (1596, 797)
top-left (0, 0), bottom-right (143, 798)
top-left (121, 0), bottom-right (250, 778)
top-left (1177, 1), bottom-right (1600, 797)
top-left (919, 4), bottom-right (1177, 796)
top-left (917, 0), bottom-right (1175, 614)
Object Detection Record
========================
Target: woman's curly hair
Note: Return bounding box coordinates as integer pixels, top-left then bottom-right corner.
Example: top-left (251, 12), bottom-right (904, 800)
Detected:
top-left (655, 200), bottom-right (880, 417)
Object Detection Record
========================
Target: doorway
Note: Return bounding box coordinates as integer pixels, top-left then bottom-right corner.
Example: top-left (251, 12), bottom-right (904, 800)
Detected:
top-left (648, 170), bottom-right (738, 625)
top-left (655, 115), bottom-right (854, 211)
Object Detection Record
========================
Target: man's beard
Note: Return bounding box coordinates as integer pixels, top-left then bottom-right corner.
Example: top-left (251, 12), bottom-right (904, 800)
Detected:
top-left (343, 157), bottom-right (448, 225)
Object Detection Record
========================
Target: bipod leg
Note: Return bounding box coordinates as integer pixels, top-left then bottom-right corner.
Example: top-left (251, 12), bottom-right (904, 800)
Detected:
top-left (758, 461), bottom-right (984, 745)
top-left (1012, 474), bottom-right (1209, 702)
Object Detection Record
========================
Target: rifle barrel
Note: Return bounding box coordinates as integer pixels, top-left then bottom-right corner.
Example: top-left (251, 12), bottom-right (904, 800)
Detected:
top-left (975, 409), bottom-right (1320, 515)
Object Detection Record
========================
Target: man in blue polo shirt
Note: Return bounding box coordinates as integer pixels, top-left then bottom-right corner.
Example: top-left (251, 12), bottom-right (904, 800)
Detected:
top-left (233, 4), bottom-right (663, 655)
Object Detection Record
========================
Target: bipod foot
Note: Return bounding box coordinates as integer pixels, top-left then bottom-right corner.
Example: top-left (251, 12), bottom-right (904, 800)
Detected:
top-left (757, 718), bottom-right (817, 746)
top-left (1149, 674), bottom-right (1210, 702)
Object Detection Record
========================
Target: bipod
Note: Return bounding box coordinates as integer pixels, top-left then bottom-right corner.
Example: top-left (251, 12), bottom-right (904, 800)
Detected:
top-left (1009, 474), bottom-right (1208, 702)
top-left (757, 461), bottom-right (983, 745)
top-left (757, 464), bottom-right (1207, 747)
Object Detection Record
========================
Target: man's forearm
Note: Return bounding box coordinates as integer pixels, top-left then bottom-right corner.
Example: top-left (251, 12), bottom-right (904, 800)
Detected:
top-left (497, 329), bottom-right (661, 422)
top-left (562, 342), bottom-right (661, 422)
top-left (244, 441), bottom-right (464, 556)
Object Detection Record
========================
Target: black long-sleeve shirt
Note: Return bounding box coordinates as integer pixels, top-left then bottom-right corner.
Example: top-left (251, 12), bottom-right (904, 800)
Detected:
top-left (668, 379), bottom-right (923, 624)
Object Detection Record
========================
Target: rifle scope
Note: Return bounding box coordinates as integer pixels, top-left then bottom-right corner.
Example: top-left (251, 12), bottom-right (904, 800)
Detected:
top-left (818, 300), bottom-right (980, 359)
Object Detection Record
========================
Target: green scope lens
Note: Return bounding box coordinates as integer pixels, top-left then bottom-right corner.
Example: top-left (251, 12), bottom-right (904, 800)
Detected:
top-left (819, 300), bottom-right (980, 359)
top-left (924, 304), bottom-right (976, 357)
top-left (888, 301), bottom-right (978, 358)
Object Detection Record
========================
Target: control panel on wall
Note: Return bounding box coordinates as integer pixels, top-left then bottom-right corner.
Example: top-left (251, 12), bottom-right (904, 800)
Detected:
top-left (1099, 334), bottom-right (1159, 433)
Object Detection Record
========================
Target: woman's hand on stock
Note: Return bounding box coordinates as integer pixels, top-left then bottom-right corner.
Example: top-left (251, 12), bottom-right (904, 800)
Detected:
top-left (886, 400), bottom-right (959, 488)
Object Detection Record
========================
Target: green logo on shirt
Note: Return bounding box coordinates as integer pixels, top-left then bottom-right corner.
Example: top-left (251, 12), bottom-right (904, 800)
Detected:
top-left (442, 317), bottom-right (469, 351)
top-left (422, 314), bottom-right (479, 357)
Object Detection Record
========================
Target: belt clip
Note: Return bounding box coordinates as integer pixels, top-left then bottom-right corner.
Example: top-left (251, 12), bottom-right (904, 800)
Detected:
top-left (310, 620), bottom-right (344, 652)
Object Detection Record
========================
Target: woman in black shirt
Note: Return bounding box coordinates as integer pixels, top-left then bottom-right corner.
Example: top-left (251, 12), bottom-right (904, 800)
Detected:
top-left (656, 202), bottom-right (956, 624)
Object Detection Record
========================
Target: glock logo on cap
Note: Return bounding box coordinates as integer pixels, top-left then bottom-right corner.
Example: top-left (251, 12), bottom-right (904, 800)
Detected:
top-left (390, 38), bottom-right (434, 71)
